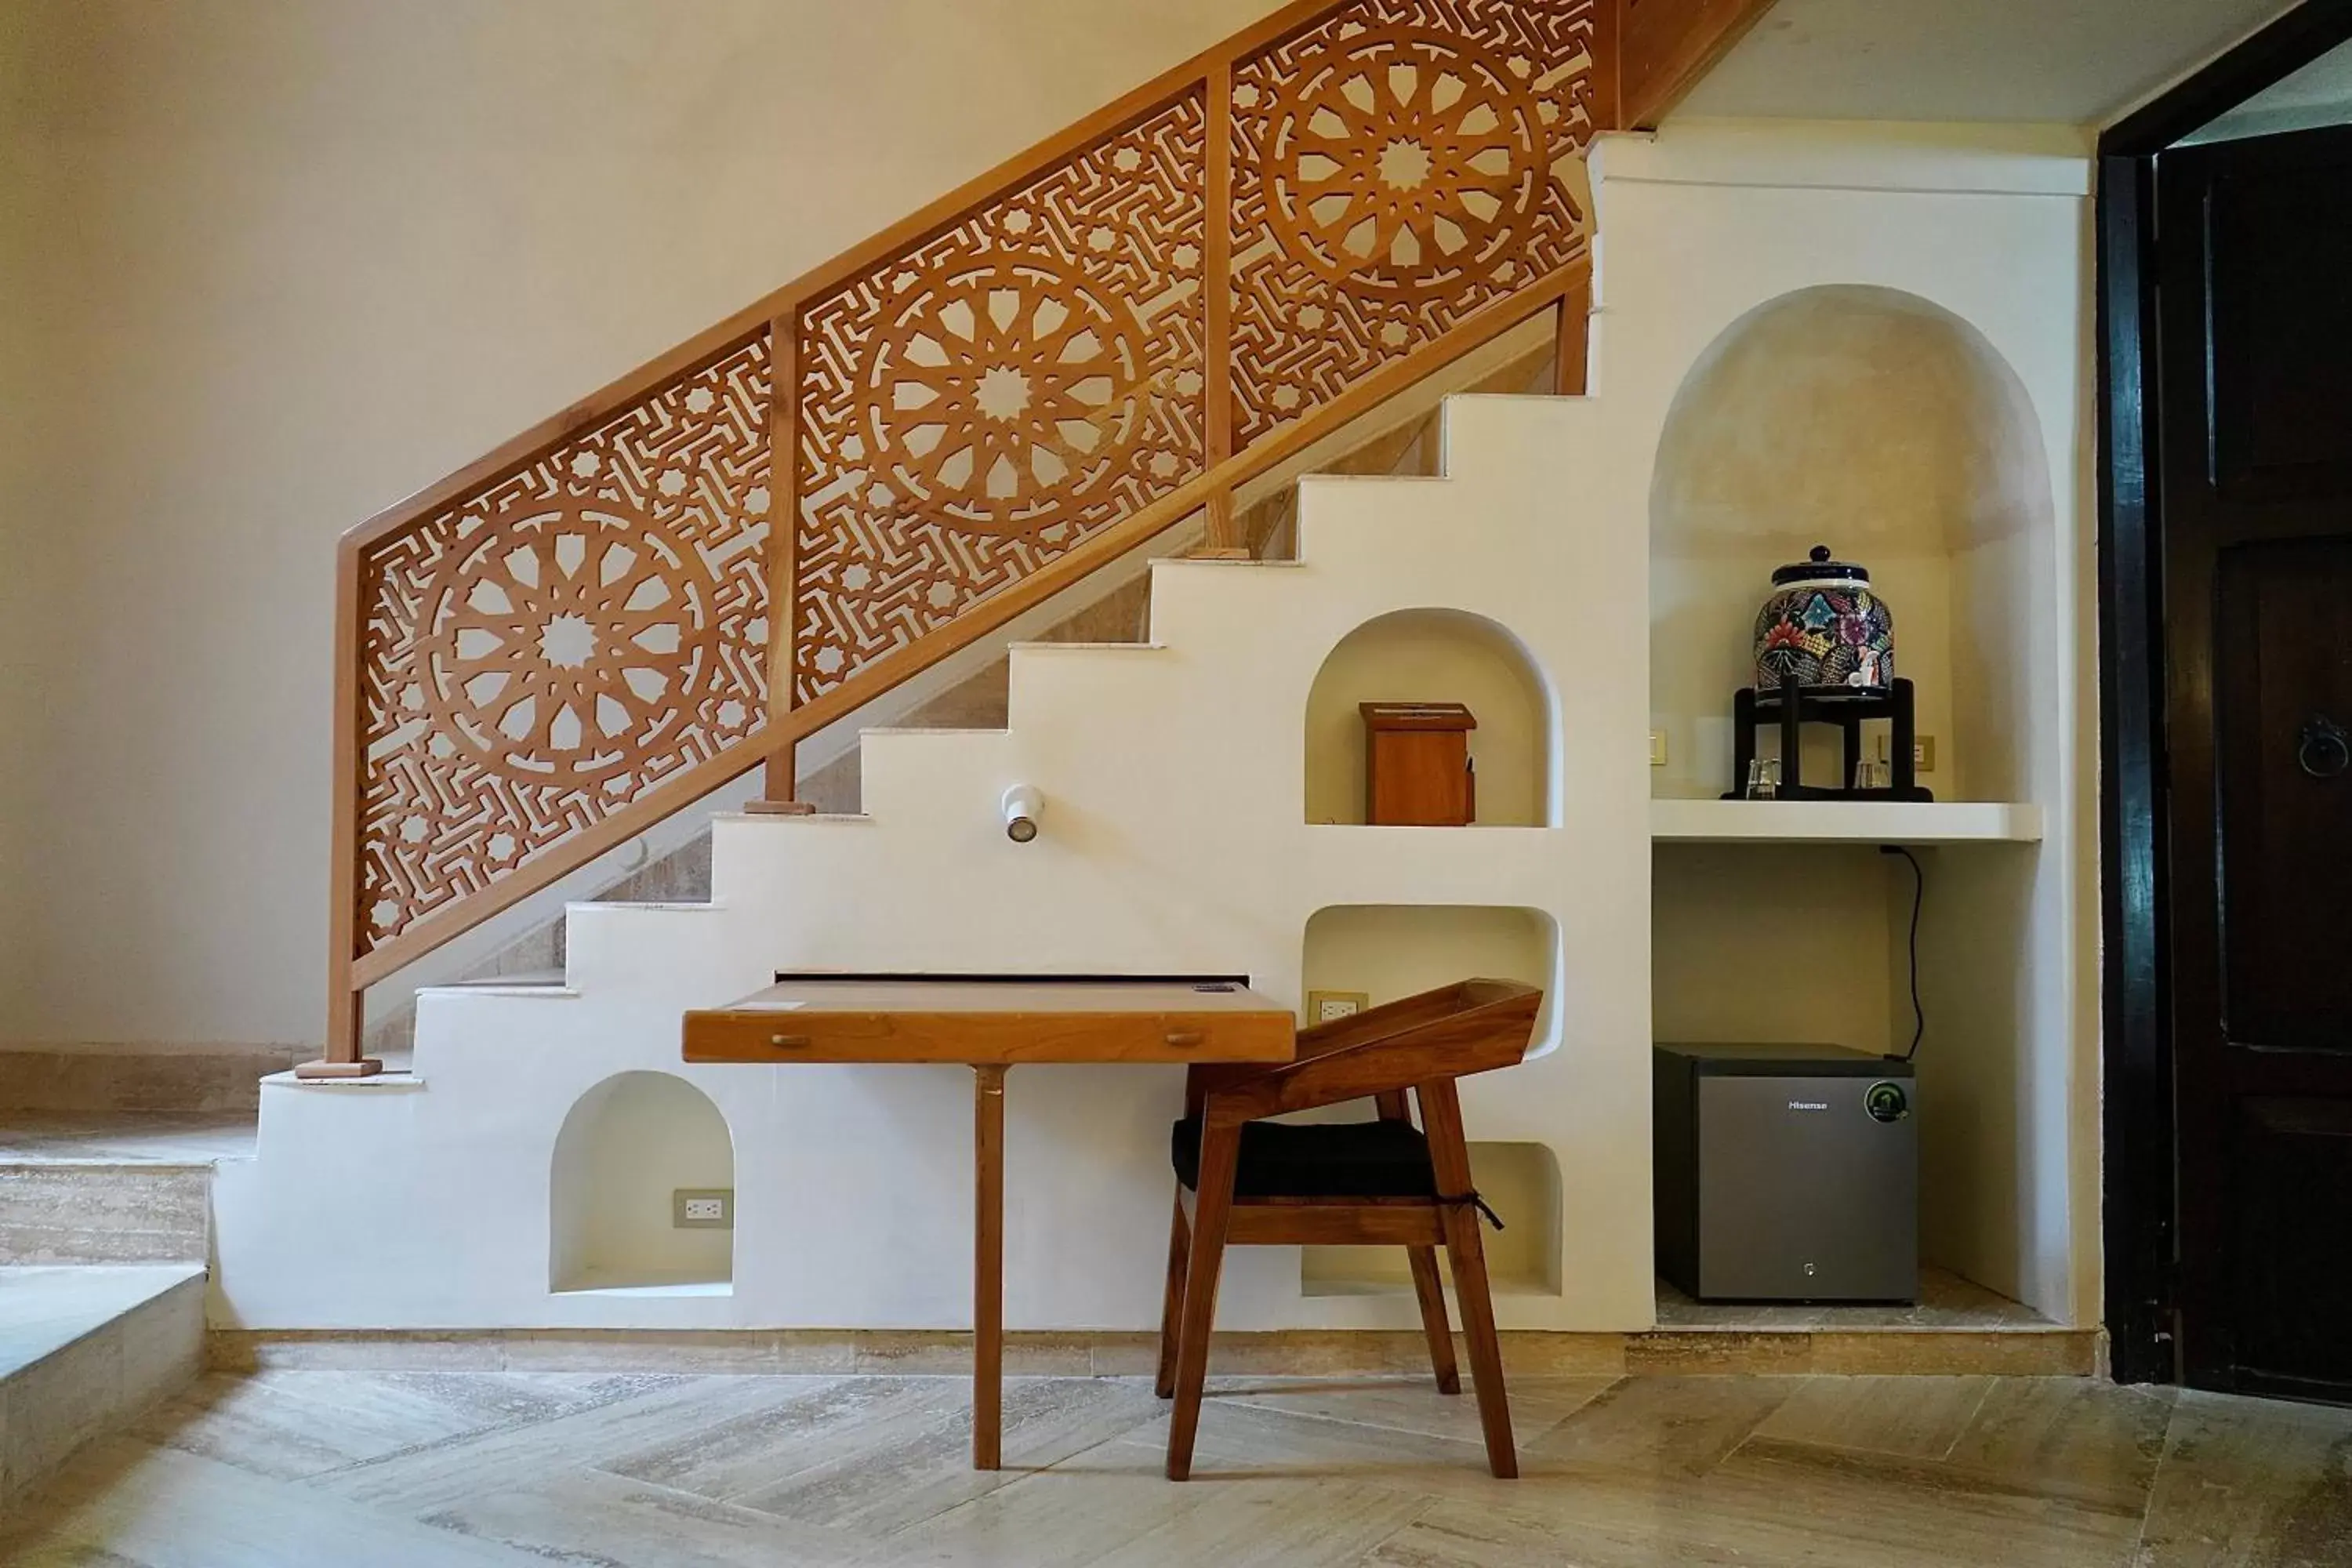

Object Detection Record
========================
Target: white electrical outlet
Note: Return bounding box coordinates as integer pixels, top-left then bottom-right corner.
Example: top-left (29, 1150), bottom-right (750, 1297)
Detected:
top-left (1305, 989), bottom-right (1368, 1024)
top-left (1649, 730), bottom-right (1668, 767)
top-left (673, 1189), bottom-right (733, 1229)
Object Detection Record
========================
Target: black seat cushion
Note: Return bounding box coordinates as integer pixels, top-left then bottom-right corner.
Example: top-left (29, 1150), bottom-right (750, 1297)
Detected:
top-left (1171, 1115), bottom-right (1438, 1200)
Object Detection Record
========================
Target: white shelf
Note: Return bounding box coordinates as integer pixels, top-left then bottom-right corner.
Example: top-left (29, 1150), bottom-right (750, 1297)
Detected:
top-left (1650, 799), bottom-right (2043, 845)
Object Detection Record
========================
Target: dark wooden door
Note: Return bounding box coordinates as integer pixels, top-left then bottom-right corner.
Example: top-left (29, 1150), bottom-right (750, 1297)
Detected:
top-left (2158, 123), bottom-right (2352, 1402)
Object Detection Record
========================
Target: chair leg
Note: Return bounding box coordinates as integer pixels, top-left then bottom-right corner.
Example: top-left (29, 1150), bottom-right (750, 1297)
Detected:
top-left (1154, 1186), bottom-right (1192, 1399)
top-left (1165, 1118), bottom-right (1241, 1481)
top-left (1406, 1245), bottom-right (1461, 1395)
top-left (1439, 1202), bottom-right (1515, 1478)
top-left (1374, 1091), bottom-right (1459, 1396)
top-left (1420, 1080), bottom-right (1516, 1479)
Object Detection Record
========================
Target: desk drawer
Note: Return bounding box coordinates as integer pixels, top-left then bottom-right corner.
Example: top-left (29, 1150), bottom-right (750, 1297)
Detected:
top-left (684, 1007), bottom-right (1294, 1065)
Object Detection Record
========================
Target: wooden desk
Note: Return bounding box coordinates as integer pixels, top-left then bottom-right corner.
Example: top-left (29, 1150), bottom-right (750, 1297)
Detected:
top-left (682, 976), bottom-right (1295, 1468)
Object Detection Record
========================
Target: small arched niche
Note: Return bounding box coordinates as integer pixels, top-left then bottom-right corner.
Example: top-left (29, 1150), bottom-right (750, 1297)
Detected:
top-left (1299, 903), bottom-right (1564, 1295)
top-left (1301, 902), bottom-right (1563, 1058)
top-left (550, 1071), bottom-right (735, 1296)
top-left (1647, 285), bottom-right (2058, 802)
top-left (1304, 609), bottom-right (1554, 826)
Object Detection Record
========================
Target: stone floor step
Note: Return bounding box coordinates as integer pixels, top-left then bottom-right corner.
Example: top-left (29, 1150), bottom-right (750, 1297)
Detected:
top-left (0, 1112), bottom-right (256, 1265)
top-left (0, 1263), bottom-right (207, 1504)
top-left (0, 1044), bottom-right (305, 1114)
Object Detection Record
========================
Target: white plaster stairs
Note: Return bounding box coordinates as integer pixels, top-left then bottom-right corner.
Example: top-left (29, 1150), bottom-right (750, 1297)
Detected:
top-left (348, 335), bottom-right (1561, 1069)
top-left (214, 379), bottom-right (1655, 1336)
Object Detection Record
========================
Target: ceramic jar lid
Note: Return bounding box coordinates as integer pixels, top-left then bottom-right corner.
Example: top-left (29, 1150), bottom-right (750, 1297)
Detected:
top-left (1770, 544), bottom-right (1871, 587)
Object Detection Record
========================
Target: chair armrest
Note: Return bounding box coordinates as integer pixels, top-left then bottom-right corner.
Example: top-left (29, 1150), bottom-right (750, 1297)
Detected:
top-left (1183, 979), bottom-right (1528, 1106)
top-left (1209, 984), bottom-right (1541, 1121)
top-left (1294, 985), bottom-right (1486, 1058)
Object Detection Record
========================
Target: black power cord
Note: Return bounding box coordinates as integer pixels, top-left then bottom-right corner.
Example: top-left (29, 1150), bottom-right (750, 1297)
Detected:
top-left (1880, 846), bottom-right (1926, 1062)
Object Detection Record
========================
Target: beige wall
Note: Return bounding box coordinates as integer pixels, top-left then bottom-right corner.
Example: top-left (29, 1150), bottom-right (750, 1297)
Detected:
top-left (0, 0), bottom-right (1283, 1047)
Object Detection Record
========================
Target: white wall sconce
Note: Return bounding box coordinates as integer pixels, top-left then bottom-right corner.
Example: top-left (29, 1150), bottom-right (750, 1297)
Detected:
top-left (1000, 784), bottom-right (1044, 843)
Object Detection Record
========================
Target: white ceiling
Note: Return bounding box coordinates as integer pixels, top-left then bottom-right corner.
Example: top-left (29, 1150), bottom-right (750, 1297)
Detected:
top-left (1677, 0), bottom-right (2303, 126)
top-left (2182, 34), bottom-right (2352, 141)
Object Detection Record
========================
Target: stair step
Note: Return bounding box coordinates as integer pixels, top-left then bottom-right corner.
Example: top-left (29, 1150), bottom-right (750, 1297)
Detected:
top-left (438, 968), bottom-right (568, 989)
top-left (1149, 553), bottom-right (1308, 566)
top-left (0, 1044), bottom-right (306, 1115)
top-left (0, 1112), bottom-right (256, 1167)
top-left (0, 1166), bottom-right (214, 1267)
top-left (0, 1263), bottom-right (207, 1504)
top-left (0, 1112), bottom-right (252, 1265)
top-left (855, 726), bottom-right (1007, 738)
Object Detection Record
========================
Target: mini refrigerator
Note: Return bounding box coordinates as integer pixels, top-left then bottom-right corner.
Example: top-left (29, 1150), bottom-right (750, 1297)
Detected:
top-left (1653, 1042), bottom-right (1917, 1303)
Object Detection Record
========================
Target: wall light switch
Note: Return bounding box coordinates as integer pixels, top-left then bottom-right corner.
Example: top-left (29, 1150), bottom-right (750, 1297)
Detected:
top-left (1649, 730), bottom-right (1668, 767)
top-left (1875, 735), bottom-right (1938, 774)
top-left (674, 1189), bottom-right (733, 1229)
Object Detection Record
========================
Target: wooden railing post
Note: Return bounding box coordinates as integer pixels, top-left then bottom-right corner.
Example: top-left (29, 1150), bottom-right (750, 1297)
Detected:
top-left (755, 310), bottom-right (815, 815)
top-left (1555, 278), bottom-right (1592, 397)
top-left (1199, 59), bottom-right (1246, 560)
top-left (303, 543), bottom-right (383, 1079)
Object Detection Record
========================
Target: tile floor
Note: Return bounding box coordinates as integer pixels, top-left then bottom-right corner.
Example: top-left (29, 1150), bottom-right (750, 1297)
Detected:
top-left (2, 1369), bottom-right (2347, 1566)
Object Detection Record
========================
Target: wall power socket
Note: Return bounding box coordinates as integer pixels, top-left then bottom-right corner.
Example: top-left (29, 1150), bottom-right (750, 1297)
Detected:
top-left (673, 1189), bottom-right (734, 1229)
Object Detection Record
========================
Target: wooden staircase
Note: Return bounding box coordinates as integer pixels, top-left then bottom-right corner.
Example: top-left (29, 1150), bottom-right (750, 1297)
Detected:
top-left (316, 0), bottom-right (1773, 1074)
top-left (354, 321), bottom-right (1562, 1054)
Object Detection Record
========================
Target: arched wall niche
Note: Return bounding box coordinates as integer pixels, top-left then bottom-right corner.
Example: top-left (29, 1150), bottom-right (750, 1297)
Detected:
top-left (1303, 608), bottom-right (1555, 826)
top-left (1300, 902), bottom-right (1564, 1061)
top-left (1646, 284), bottom-right (2058, 804)
top-left (1644, 281), bottom-right (2076, 1325)
top-left (1298, 902), bottom-right (1565, 1296)
top-left (550, 1071), bottom-right (735, 1296)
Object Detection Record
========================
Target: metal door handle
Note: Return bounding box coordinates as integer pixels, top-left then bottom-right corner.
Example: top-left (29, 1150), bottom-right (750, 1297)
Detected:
top-left (769, 1033), bottom-right (812, 1050)
top-left (2298, 717), bottom-right (2350, 780)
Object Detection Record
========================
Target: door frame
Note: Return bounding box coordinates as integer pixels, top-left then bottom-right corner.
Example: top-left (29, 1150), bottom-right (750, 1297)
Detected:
top-left (2097, 0), bottom-right (2352, 1386)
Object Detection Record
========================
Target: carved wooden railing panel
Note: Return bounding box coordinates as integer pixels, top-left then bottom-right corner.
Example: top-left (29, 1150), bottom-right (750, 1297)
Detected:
top-left (321, 0), bottom-right (1631, 1072)
top-left (793, 94), bottom-right (1210, 704)
top-left (1229, 1), bottom-right (1602, 447)
top-left (355, 336), bottom-right (773, 955)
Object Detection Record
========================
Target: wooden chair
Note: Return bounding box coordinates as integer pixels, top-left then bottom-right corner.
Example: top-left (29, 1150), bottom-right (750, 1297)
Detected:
top-left (1154, 978), bottom-right (1543, 1481)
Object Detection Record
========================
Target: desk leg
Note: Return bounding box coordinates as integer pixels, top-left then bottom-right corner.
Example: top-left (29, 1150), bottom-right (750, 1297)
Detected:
top-left (973, 1063), bottom-right (1007, 1471)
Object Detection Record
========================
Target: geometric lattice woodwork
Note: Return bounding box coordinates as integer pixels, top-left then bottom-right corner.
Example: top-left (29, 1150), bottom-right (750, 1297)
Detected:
top-left (794, 93), bottom-right (1210, 703)
top-left (354, 336), bottom-right (772, 953)
top-left (1230, 1), bottom-right (1601, 446)
top-left (336, 0), bottom-right (1617, 1008)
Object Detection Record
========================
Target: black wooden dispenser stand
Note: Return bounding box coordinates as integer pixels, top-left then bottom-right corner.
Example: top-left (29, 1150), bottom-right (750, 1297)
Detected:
top-left (1725, 677), bottom-right (1933, 801)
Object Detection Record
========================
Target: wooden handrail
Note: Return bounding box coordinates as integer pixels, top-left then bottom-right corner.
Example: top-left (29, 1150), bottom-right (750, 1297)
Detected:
top-left (1618, 0), bottom-right (1779, 129)
top-left (318, 0), bottom-right (1628, 1072)
top-left (331, 0), bottom-right (1345, 564)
